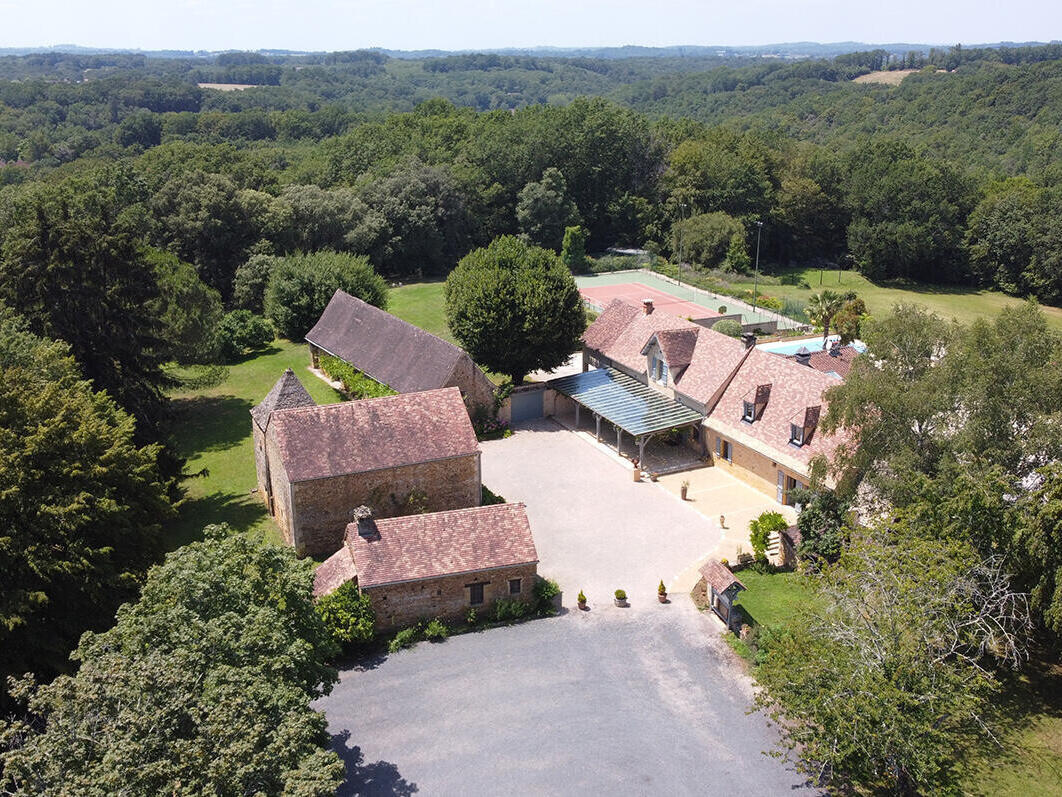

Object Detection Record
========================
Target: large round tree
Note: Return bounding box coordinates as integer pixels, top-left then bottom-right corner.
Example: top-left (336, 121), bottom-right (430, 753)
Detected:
top-left (445, 236), bottom-right (584, 384)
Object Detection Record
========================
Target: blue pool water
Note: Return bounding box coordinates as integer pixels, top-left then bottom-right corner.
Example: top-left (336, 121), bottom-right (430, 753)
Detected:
top-left (756, 335), bottom-right (866, 356)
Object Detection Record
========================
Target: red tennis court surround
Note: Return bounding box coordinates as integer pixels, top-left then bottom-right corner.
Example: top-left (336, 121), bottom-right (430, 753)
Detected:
top-left (579, 282), bottom-right (722, 320)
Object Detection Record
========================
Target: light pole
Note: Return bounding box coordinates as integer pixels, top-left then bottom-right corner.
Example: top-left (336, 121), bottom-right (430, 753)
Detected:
top-left (752, 220), bottom-right (763, 314)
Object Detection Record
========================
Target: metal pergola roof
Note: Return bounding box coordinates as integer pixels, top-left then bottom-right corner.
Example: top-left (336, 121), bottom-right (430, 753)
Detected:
top-left (548, 367), bottom-right (703, 437)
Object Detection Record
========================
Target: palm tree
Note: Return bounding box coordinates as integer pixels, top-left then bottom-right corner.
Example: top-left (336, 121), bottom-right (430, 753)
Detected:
top-left (805, 290), bottom-right (847, 348)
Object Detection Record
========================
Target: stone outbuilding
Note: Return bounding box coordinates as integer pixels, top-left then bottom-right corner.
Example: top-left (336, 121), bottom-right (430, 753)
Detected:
top-left (306, 289), bottom-right (496, 412)
top-left (698, 559), bottom-right (746, 631)
top-left (258, 386), bottom-right (481, 557)
top-left (314, 503), bottom-right (539, 631)
top-left (250, 368), bottom-right (317, 512)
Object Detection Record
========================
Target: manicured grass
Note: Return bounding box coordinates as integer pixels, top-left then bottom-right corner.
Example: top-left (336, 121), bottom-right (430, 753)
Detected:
top-left (726, 265), bottom-right (1062, 331)
top-left (167, 340), bottom-right (342, 550)
top-left (388, 281), bottom-right (451, 342)
top-left (731, 568), bottom-right (814, 629)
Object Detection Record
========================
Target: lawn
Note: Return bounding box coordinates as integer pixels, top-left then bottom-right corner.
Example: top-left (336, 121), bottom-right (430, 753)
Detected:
top-left (731, 568), bottom-right (813, 629)
top-left (726, 265), bottom-right (1062, 331)
top-left (388, 280), bottom-right (451, 341)
top-left (167, 340), bottom-right (342, 550)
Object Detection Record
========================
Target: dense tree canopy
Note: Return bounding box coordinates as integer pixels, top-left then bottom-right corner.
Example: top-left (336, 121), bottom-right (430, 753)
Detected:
top-left (264, 250), bottom-right (388, 339)
top-left (445, 236), bottom-right (584, 384)
top-left (0, 528), bottom-right (342, 796)
top-left (0, 309), bottom-right (172, 703)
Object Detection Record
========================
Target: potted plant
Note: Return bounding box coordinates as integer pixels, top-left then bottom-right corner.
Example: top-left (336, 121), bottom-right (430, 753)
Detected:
top-left (657, 580), bottom-right (668, 603)
top-left (680, 479), bottom-right (690, 500)
top-left (613, 589), bottom-right (628, 607)
top-left (577, 590), bottom-right (587, 610)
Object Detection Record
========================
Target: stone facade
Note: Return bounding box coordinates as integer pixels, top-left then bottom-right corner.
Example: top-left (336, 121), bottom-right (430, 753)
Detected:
top-left (365, 563), bottom-right (538, 632)
top-left (265, 425), bottom-right (481, 556)
top-left (252, 423), bottom-right (271, 510)
top-left (706, 428), bottom-right (808, 504)
top-left (444, 355), bottom-right (496, 413)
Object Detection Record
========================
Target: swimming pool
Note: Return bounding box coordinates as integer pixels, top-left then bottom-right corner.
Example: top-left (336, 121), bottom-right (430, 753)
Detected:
top-left (756, 335), bottom-right (867, 356)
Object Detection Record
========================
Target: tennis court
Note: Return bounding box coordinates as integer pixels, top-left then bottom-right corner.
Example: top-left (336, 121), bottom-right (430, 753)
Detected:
top-left (579, 282), bottom-right (723, 320)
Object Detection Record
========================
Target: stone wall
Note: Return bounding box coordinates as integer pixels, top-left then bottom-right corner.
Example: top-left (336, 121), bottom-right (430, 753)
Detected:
top-left (704, 428), bottom-right (808, 503)
top-left (265, 432), bottom-right (295, 547)
top-left (365, 562), bottom-right (538, 631)
top-left (290, 453), bottom-right (482, 556)
top-left (446, 356), bottom-right (496, 412)
top-left (252, 422), bottom-right (271, 509)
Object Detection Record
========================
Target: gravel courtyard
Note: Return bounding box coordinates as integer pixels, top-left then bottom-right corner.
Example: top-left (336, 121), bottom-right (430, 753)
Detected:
top-left (480, 418), bottom-right (722, 608)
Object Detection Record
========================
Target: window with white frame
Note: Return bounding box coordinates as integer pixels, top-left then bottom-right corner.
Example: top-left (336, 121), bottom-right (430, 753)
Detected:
top-left (790, 423), bottom-right (804, 446)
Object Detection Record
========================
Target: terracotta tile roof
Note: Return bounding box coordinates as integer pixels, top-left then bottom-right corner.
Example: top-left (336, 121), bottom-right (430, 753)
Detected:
top-left (797, 345), bottom-right (860, 379)
top-left (673, 330), bottom-right (750, 407)
top-left (699, 559), bottom-right (745, 593)
top-left (313, 546), bottom-right (357, 597)
top-left (585, 301), bottom-right (700, 374)
top-left (652, 328), bottom-right (700, 370)
top-left (348, 503), bottom-right (538, 588)
top-left (251, 368), bottom-right (316, 430)
top-left (584, 301), bottom-right (751, 408)
top-left (707, 348), bottom-right (842, 468)
top-left (268, 387), bottom-right (478, 483)
top-left (582, 299), bottom-right (640, 354)
top-left (306, 290), bottom-right (490, 396)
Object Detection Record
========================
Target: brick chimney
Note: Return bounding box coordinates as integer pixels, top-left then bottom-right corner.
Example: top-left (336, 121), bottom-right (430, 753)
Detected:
top-left (351, 505), bottom-right (378, 539)
top-left (642, 298), bottom-right (654, 315)
top-left (741, 332), bottom-right (756, 350)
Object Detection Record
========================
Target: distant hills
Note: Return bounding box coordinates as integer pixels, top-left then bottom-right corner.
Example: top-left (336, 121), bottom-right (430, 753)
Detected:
top-left (0, 41), bottom-right (1057, 60)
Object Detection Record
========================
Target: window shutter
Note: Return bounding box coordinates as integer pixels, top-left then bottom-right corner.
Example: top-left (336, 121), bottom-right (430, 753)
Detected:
top-left (715, 437), bottom-right (721, 455)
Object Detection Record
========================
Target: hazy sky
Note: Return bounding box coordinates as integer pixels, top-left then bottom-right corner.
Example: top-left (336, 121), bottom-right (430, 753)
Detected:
top-left (0, 0), bottom-right (1058, 52)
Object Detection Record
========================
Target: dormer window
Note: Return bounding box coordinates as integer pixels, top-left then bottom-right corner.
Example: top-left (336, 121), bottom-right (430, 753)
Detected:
top-left (657, 359), bottom-right (669, 385)
top-left (742, 401), bottom-right (755, 423)
top-left (789, 423), bottom-right (805, 447)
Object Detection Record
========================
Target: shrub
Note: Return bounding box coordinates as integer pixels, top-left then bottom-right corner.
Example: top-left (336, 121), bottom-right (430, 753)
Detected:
top-left (387, 625), bottom-right (420, 653)
top-left (577, 590), bottom-right (587, 604)
top-left (315, 581), bottom-right (375, 645)
top-left (713, 319), bottom-right (743, 338)
top-left (214, 310), bottom-right (274, 362)
top-left (319, 353), bottom-right (395, 399)
top-left (232, 253), bottom-right (282, 313)
top-left (423, 618), bottom-right (449, 641)
top-left (493, 598), bottom-right (530, 622)
top-left (757, 295), bottom-right (784, 312)
top-left (749, 510), bottom-right (789, 561)
top-left (614, 589), bottom-right (627, 601)
top-left (658, 580), bottom-right (667, 595)
top-left (481, 486), bottom-right (507, 506)
top-left (533, 577), bottom-right (561, 615)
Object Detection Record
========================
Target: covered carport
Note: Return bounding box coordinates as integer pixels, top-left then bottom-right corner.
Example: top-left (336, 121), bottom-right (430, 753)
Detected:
top-left (547, 367), bottom-right (704, 465)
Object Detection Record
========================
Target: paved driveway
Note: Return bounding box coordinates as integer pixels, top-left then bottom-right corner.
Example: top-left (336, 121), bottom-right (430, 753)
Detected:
top-left (320, 604), bottom-right (810, 795)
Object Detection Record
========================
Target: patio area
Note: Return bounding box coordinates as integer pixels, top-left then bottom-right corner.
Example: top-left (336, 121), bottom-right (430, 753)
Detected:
top-left (552, 408), bottom-right (704, 474)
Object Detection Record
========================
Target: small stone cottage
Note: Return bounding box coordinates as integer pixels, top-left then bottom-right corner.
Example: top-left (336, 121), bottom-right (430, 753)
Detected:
top-left (698, 559), bottom-right (746, 631)
top-left (306, 289), bottom-right (496, 412)
top-left (253, 384), bottom-right (482, 557)
top-left (314, 503), bottom-right (540, 631)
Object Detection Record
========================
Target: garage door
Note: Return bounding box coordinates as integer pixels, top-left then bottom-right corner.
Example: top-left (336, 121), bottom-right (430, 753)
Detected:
top-left (510, 389), bottom-right (544, 423)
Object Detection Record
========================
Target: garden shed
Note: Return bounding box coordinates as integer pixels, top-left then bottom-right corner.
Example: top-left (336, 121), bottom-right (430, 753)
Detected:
top-left (699, 559), bottom-right (746, 631)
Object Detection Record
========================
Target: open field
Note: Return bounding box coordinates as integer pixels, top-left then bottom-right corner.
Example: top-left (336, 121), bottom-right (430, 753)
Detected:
top-left (727, 265), bottom-right (1062, 331)
top-left (852, 69), bottom-right (919, 85)
top-left (168, 341), bottom-right (342, 549)
top-left (732, 569), bottom-right (814, 629)
top-left (388, 281), bottom-right (452, 341)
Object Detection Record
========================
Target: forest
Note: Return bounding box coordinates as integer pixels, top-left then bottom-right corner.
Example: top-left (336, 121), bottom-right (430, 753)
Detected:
top-left (2, 41), bottom-right (1062, 794)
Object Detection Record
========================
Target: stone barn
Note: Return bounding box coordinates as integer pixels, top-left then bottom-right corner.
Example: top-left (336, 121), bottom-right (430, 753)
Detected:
top-left (260, 386), bottom-right (482, 557)
top-left (697, 559), bottom-right (747, 631)
top-left (314, 503), bottom-right (539, 631)
top-left (306, 289), bottom-right (496, 412)
top-left (250, 368), bottom-right (316, 513)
